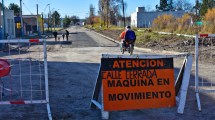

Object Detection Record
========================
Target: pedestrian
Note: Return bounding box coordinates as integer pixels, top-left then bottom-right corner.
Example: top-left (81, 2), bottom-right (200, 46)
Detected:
top-left (5, 33), bottom-right (9, 48)
top-left (62, 33), bottom-right (65, 40)
top-left (53, 31), bottom-right (58, 41)
top-left (65, 30), bottom-right (69, 41)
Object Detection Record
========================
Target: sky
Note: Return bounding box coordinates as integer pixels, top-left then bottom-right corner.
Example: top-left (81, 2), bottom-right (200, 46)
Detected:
top-left (4, 0), bottom-right (196, 19)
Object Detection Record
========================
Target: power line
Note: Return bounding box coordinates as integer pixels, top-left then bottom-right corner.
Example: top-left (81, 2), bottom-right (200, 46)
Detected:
top-left (37, 0), bottom-right (46, 6)
top-left (37, 1), bottom-right (48, 12)
top-left (60, 11), bottom-right (88, 14)
top-left (23, 2), bottom-right (33, 15)
top-left (38, 6), bottom-right (45, 12)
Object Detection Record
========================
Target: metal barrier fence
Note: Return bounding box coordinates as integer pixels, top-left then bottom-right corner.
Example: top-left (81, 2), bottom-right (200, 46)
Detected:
top-left (195, 34), bottom-right (215, 111)
top-left (0, 39), bottom-right (52, 120)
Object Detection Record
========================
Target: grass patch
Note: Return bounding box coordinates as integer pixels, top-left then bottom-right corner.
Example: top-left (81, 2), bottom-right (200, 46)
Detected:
top-left (84, 24), bottom-right (191, 47)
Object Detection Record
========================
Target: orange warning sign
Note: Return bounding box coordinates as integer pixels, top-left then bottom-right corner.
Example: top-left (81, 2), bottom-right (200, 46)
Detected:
top-left (101, 58), bottom-right (176, 111)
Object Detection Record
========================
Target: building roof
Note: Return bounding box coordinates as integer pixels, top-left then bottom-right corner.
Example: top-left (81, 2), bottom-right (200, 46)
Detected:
top-left (22, 15), bottom-right (41, 18)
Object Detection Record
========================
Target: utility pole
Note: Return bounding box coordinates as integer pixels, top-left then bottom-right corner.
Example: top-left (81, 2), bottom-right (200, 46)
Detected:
top-left (48, 4), bottom-right (50, 32)
top-left (36, 4), bottom-right (40, 36)
top-left (2, 0), bottom-right (5, 39)
top-left (20, 0), bottom-right (23, 38)
top-left (43, 4), bottom-right (50, 34)
top-left (42, 13), bottom-right (44, 34)
top-left (54, 11), bottom-right (55, 31)
top-left (50, 8), bottom-right (53, 33)
top-left (0, 0), bottom-right (5, 49)
top-left (195, 0), bottom-right (199, 17)
top-left (122, 0), bottom-right (126, 27)
top-left (195, 0), bottom-right (199, 34)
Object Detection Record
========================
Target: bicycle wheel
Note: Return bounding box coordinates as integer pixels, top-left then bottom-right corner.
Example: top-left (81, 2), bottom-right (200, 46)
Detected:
top-left (121, 43), bottom-right (125, 54)
top-left (122, 48), bottom-right (125, 54)
top-left (129, 44), bottom-right (133, 55)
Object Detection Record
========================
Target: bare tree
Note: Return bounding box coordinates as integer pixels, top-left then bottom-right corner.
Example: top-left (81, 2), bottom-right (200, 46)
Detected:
top-left (98, 0), bottom-right (105, 26)
top-left (98, 0), bottom-right (109, 27)
top-left (174, 0), bottom-right (183, 10)
top-left (183, 1), bottom-right (193, 11)
top-left (173, 0), bottom-right (193, 11)
top-left (98, 0), bottom-right (127, 28)
top-left (8, 3), bottom-right (20, 15)
top-left (106, 0), bottom-right (109, 28)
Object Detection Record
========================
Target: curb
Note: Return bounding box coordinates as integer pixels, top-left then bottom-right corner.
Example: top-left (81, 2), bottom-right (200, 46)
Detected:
top-left (91, 30), bottom-right (120, 44)
top-left (157, 31), bottom-right (195, 38)
top-left (91, 29), bottom-right (187, 55)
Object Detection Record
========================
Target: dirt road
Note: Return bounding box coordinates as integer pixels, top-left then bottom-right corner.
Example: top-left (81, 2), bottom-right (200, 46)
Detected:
top-left (0, 26), bottom-right (215, 120)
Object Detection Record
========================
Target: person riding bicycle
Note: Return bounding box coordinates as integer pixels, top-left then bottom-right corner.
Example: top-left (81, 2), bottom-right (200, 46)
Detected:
top-left (119, 26), bottom-right (136, 51)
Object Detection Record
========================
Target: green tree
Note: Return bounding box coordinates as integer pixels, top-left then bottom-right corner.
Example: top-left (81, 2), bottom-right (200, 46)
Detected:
top-left (168, 0), bottom-right (174, 10)
top-left (200, 0), bottom-right (215, 16)
top-left (63, 15), bottom-right (71, 28)
top-left (156, 0), bottom-right (168, 11)
top-left (51, 11), bottom-right (61, 26)
top-left (193, 0), bottom-right (201, 21)
top-left (206, 0), bottom-right (215, 8)
top-left (8, 3), bottom-right (20, 15)
top-left (200, 0), bottom-right (209, 16)
top-left (173, 0), bottom-right (193, 11)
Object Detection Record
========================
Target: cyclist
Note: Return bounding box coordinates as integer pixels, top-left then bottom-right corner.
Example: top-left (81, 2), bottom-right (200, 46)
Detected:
top-left (119, 26), bottom-right (136, 51)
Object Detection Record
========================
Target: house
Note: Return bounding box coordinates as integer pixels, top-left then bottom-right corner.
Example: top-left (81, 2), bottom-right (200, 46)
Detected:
top-left (22, 15), bottom-right (43, 35)
top-left (131, 7), bottom-right (185, 28)
top-left (1, 9), bottom-right (16, 38)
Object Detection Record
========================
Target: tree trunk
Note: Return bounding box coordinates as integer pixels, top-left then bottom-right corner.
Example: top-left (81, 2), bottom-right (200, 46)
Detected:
top-left (106, 0), bottom-right (109, 28)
